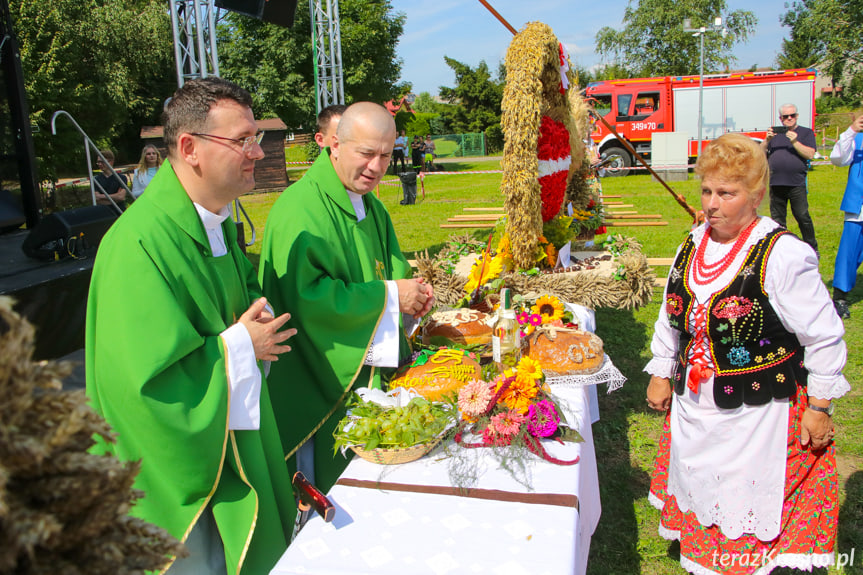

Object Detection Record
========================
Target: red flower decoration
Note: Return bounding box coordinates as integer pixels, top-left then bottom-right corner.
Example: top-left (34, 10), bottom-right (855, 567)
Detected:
top-left (713, 296), bottom-right (753, 319)
top-left (537, 116), bottom-right (571, 222)
top-left (538, 171), bottom-right (567, 222)
top-left (666, 294), bottom-right (684, 316)
top-left (595, 226), bottom-right (607, 235)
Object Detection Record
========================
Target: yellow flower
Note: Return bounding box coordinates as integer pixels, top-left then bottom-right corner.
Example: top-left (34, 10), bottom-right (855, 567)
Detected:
top-left (463, 253), bottom-right (505, 293)
top-left (498, 234), bottom-right (512, 259)
top-left (532, 294), bottom-right (565, 323)
top-left (545, 243), bottom-right (556, 267)
top-left (502, 375), bottom-right (539, 413)
top-left (517, 356), bottom-right (543, 380)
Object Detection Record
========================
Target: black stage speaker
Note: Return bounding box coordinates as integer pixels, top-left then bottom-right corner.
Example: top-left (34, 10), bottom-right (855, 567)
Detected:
top-left (214, 0), bottom-right (298, 27)
top-left (22, 205), bottom-right (117, 260)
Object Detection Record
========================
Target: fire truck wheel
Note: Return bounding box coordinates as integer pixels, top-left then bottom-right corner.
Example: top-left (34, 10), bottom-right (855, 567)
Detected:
top-left (601, 147), bottom-right (630, 177)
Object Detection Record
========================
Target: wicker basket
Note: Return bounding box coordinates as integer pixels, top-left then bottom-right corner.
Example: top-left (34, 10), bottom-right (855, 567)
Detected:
top-left (350, 436), bottom-right (443, 465)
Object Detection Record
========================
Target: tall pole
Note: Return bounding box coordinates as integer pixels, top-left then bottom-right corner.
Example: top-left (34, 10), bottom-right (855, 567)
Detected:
top-left (697, 31), bottom-right (704, 156)
top-left (683, 16), bottom-right (725, 158)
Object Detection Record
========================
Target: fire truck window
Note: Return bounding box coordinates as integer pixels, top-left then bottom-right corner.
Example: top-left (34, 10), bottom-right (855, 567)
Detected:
top-left (633, 92), bottom-right (659, 118)
top-left (616, 94), bottom-right (633, 119)
top-left (592, 94), bottom-right (612, 117)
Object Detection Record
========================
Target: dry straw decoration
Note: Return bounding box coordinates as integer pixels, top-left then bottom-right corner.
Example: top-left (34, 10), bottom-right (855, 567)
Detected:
top-left (0, 296), bottom-right (185, 574)
top-left (501, 21), bottom-right (580, 269)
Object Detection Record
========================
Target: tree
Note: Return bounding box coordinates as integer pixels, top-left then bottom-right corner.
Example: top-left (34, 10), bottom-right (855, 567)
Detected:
top-left (780, 0), bottom-right (863, 102)
top-left (11, 0), bottom-right (174, 177)
top-left (775, 3), bottom-right (823, 70)
top-left (594, 0), bottom-right (757, 77)
top-left (218, 0), bottom-right (407, 130)
top-left (411, 92), bottom-right (439, 114)
top-left (438, 58), bottom-right (504, 134)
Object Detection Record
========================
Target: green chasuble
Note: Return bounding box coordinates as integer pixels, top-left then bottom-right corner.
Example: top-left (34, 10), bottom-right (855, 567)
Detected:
top-left (85, 160), bottom-right (295, 575)
top-left (259, 150), bottom-right (412, 491)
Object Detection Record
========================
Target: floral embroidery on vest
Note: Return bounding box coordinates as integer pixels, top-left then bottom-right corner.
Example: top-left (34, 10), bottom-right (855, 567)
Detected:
top-left (665, 227), bottom-right (808, 409)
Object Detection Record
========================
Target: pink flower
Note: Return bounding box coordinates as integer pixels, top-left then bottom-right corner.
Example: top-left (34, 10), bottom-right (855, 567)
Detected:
top-left (529, 314), bottom-right (543, 326)
top-left (527, 399), bottom-right (560, 437)
top-left (490, 410), bottom-right (525, 436)
top-left (458, 379), bottom-right (493, 419)
top-left (713, 296), bottom-right (753, 319)
top-left (517, 312), bottom-right (530, 325)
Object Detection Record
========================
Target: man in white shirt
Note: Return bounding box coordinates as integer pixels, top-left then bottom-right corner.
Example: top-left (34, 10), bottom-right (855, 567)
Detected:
top-left (830, 112), bottom-right (863, 319)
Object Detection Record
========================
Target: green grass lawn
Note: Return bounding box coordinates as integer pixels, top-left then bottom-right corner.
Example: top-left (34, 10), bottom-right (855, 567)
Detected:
top-left (241, 158), bottom-right (863, 575)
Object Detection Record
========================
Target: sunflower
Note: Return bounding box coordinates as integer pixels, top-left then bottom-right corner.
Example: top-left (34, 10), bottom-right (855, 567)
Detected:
top-left (532, 294), bottom-right (565, 323)
top-left (463, 253), bottom-right (505, 294)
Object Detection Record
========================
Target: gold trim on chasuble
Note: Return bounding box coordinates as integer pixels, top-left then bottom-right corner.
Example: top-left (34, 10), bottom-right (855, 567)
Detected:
top-left (158, 336), bottom-right (233, 574)
top-left (228, 430), bottom-right (259, 575)
top-left (284, 282), bottom-right (389, 461)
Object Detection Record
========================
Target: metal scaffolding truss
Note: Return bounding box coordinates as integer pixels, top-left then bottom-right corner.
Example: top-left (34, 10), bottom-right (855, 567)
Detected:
top-left (310, 0), bottom-right (344, 112)
top-left (169, 0), bottom-right (220, 87)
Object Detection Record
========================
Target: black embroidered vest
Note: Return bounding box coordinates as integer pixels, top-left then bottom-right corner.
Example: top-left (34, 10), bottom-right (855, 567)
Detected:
top-left (666, 227), bottom-right (808, 409)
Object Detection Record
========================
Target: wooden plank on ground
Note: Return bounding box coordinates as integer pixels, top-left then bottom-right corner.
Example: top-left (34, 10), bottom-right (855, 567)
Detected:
top-left (601, 203), bottom-right (634, 208)
top-left (606, 214), bottom-right (662, 219)
top-left (646, 257), bottom-right (675, 266)
top-left (600, 195), bottom-right (622, 199)
top-left (654, 277), bottom-right (668, 288)
top-left (605, 210), bottom-right (638, 215)
top-left (447, 214), bottom-right (503, 221)
top-left (463, 207), bottom-right (505, 211)
top-left (604, 221), bottom-right (668, 227)
top-left (440, 223), bottom-right (495, 229)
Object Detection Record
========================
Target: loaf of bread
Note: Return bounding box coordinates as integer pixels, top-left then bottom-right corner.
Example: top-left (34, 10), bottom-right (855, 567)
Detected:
top-left (391, 349), bottom-right (482, 401)
top-left (526, 328), bottom-right (604, 377)
top-left (422, 308), bottom-right (492, 347)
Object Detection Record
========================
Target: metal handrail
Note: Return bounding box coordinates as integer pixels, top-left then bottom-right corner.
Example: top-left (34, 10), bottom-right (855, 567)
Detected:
top-left (50, 110), bottom-right (131, 216)
top-left (234, 198), bottom-right (255, 247)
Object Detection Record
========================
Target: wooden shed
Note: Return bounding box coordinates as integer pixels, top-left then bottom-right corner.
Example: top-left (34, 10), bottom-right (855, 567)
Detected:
top-left (139, 117), bottom-right (289, 191)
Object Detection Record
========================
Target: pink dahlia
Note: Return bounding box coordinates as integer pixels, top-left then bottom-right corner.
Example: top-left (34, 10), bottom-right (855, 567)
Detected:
top-left (527, 399), bottom-right (560, 437)
top-left (490, 410), bottom-right (525, 437)
top-left (458, 379), bottom-right (493, 419)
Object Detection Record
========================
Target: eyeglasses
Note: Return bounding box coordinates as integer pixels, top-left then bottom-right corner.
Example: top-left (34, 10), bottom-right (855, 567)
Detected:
top-left (189, 131), bottom-right (264, 153)
top-left (780, 113), bottom-right (798, 120)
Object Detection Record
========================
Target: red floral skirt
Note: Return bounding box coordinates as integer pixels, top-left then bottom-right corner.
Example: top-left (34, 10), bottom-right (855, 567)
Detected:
top-left (649, 387), bottom-right (838, 574)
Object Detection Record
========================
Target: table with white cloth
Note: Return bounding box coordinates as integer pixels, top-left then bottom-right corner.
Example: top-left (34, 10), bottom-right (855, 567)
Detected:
top-left (271, 305), bottom-right (610, 575)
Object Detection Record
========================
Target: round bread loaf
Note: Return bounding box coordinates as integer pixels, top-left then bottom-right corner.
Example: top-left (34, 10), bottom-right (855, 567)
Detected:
top-left (422, 308), bottom-right (492, 347)
top-left (391, 349), bottom-right (481, 401)
top-left (526, 328), bottom-right (604, 377)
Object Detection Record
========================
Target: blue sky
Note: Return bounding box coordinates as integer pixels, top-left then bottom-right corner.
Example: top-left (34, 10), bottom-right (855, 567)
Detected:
top-left (390, 0), bottom-right (792, 96)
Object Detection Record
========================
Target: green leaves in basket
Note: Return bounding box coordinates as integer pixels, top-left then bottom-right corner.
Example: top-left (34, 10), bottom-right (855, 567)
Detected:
top-left (333, 394), bottom-right (456, 455)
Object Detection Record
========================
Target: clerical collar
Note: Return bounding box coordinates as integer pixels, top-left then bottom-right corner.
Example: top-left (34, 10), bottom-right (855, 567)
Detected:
top-left (193, 202), bottom-right (231, 256)
top-left (346, 189), bottom-right (366, 222)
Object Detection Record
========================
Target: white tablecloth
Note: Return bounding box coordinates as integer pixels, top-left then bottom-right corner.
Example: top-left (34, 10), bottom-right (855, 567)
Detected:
top-left (271, 385), bottom-right (601, 575)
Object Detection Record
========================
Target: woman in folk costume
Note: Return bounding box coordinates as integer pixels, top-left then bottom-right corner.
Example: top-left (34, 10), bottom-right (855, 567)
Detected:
top-left (645, 133), bottom-right (848, 574)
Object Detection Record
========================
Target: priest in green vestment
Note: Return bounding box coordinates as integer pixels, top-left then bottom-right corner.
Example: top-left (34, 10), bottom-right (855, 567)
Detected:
top-left (259, 102), bottom-right (435, 492)
top-left (86, 78), bottom-right (298, 575)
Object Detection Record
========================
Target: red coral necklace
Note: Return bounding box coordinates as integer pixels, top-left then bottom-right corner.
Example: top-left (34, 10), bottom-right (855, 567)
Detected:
top-left (692, 218), bottom-right (758, 285)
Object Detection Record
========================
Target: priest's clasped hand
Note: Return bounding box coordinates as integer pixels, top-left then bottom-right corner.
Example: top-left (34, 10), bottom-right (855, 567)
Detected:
top-left (396, 278), bottom-right (435, 319)
top-left (240, 297), bottom-right (297, 362)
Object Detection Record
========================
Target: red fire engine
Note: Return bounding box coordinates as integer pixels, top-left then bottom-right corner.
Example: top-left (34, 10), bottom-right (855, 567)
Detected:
top-left (584, 68), bottom-right (817, 175)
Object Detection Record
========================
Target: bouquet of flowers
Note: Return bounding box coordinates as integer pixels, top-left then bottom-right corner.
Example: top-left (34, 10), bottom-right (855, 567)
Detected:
top-left (453, 356), bottom-right (582, 464)
top-left (569, 198), bottom-right (606, 238)
top-left (514, 293), bottom-right (578, 338)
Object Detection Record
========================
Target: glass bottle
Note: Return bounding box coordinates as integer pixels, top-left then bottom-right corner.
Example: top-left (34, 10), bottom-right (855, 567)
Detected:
top-left (492, 288), bottom-right (521, 374)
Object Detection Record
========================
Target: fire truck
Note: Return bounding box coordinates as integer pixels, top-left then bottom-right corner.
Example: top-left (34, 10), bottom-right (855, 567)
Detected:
top-left (584, 68), bottom-right (817, 175)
